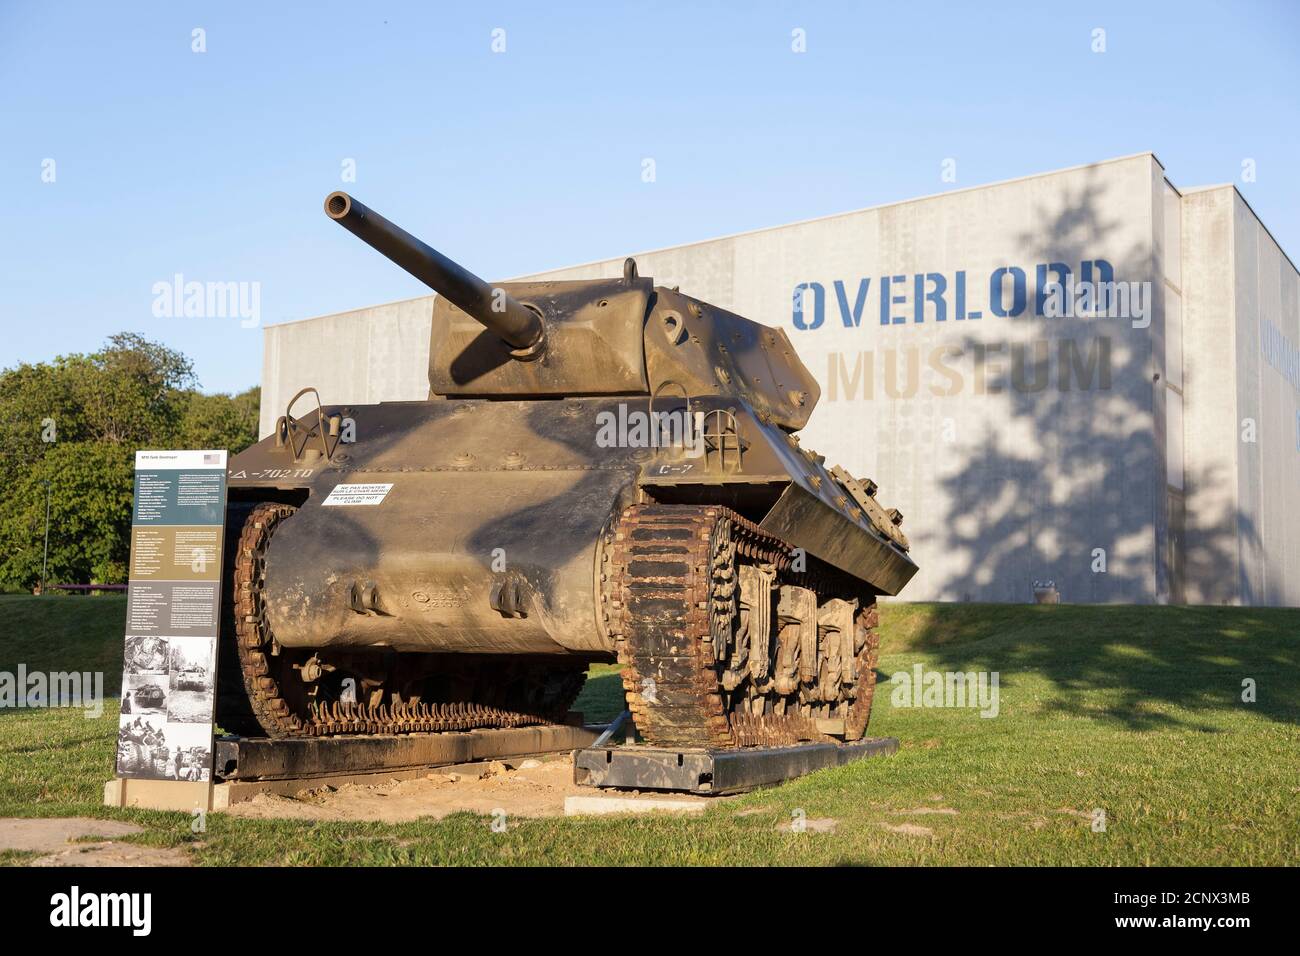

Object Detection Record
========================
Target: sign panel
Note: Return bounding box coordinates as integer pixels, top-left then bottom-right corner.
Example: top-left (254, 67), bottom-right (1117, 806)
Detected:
top-left (115, 450), bottom-right (227, 782)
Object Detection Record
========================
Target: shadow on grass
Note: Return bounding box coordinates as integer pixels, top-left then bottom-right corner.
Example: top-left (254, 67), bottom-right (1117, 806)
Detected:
top-left (5, 594), bottom-right (1295, 734)
top-left (885, 603), bottom-right (1300, 731)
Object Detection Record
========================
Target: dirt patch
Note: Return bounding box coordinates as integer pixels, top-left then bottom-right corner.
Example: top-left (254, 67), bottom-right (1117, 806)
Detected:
top-left (0, 818), bottom-right (145, 853)
top-left (1055, 807), bottom-right (1096, 822)
top-left (879, 822), bottom-right (934, 837)
top-left (775, 817), bottom-right (838, 833)
top-left (31, 843), bottom-right (191, 867)
top-left (0, 817), bottom-right (190, 867)
top-left (893, 806), bottom-right (959, 816)
top-left (223, 755), bottom-right (711, 823)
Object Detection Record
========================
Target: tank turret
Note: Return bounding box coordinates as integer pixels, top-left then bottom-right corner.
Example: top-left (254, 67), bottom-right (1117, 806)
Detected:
top-left (325, 192), bottom-right (819, 428)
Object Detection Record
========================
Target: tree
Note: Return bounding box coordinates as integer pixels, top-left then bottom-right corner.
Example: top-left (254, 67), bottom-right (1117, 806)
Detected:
top-left (0, 335), bottom-right (258, 591)
top-left (0, 443), bottom-right (134, 586)
top-left (71, 332), bottom-right (196, 446)
top-left (175, 387), bottom-right (260, 454)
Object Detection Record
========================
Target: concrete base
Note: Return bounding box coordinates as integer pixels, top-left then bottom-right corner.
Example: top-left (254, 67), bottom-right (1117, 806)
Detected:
top-left (563, 795), bottom-right (708, 817)
top-left (103, 778), bottom-right (214, 813)
top-left (105, 770), bottom-right (446, 812)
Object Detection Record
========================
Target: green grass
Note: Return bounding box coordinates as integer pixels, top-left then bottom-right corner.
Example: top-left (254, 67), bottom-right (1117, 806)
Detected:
top-left (1, 596), bottom-right (1297, 865)
top-left (0, 594), bottom-right (128, 694)
top-left (573, 663), bottom-right (625, 724)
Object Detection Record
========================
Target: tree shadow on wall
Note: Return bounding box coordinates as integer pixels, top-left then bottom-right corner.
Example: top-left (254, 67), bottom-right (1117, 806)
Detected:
top-left (903, 166), bottom-right (1288, 730)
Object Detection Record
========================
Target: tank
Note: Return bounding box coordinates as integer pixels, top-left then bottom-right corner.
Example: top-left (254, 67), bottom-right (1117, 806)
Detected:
top-left (132, 683), bottom-right (165, 709)
top-left (174, 666), bottom-right (207, 692)
top-left (217, 192), bottom-right (918, 748)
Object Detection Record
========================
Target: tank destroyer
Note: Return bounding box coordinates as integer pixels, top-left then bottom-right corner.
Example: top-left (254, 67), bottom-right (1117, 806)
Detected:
top-left (216, 192), bottom-right (918, 749)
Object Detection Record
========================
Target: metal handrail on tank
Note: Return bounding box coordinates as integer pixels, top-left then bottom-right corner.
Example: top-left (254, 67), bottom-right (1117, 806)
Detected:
top-left (324, 191), bottom-right (546, 357)
top-left (275, 387), bottom-right (340, 463)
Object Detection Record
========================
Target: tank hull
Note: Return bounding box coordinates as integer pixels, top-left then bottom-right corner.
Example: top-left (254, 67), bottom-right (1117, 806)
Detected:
top-left (229, 398), bottom-right (646, 658)
top-left (261, 467), bottom-right (627, 656)
top-left (229, 393), bottom-right (918, 660)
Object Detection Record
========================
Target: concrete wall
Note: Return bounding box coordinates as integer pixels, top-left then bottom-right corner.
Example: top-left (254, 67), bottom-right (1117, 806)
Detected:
top-left (258, 154), bottom-right (1298, 606)
top-left (1180, 185), bottom-right (1300, 606)
top-left (1232, 190), bottom-right (1300, 606)
top-left (1181, 187), bottom-right (1240, 603)
top-left (260, 297), bottom-right (433, 437)
top-left (1153, 172), bottom-right (1184, 603)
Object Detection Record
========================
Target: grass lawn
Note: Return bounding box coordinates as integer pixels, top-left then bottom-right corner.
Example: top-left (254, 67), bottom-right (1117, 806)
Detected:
top-left (0, 594), bottom-right (1296, 865)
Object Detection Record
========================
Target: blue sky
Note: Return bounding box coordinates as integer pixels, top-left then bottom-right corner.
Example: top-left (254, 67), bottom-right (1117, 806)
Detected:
top-left (2, 0), bottom-right (1297, 394)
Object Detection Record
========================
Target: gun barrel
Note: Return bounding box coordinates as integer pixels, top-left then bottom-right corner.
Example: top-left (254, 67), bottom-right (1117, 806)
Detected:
top-left (324, 191), bottom-right (545, 354)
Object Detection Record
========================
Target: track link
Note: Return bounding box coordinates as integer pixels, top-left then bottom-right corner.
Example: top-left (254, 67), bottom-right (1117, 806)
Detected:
top-left (605, 504), bottom-right (881, 750)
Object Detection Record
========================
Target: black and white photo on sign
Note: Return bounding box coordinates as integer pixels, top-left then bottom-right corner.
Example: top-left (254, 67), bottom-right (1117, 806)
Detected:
top-left (159, 722), bottom-right (213, 782)
top-left (123, 634), bottom-right (169, 675)
top-left (115, 713), bottom-right (169, 778)
top-left (122, 673), bottom-right (168, 716)
top-left (167, 634), bottom-right (214, 685)
top-left (167, 636), bottom-right (216, 723)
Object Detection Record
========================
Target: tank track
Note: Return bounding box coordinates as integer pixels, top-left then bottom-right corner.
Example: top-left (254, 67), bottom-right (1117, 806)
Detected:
top-left (604, 504), bottom-right (881, 750)
top-left (218, 501), bottom-right (586, 738)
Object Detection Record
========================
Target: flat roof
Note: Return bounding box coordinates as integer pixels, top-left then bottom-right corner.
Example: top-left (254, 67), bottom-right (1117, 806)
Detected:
top-left (1179, 183), bottom-right (1299, 276)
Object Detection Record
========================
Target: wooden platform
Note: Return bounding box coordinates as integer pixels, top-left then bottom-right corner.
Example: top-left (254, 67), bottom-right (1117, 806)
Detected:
top-left (105, 722), bottom-right (600, 811)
